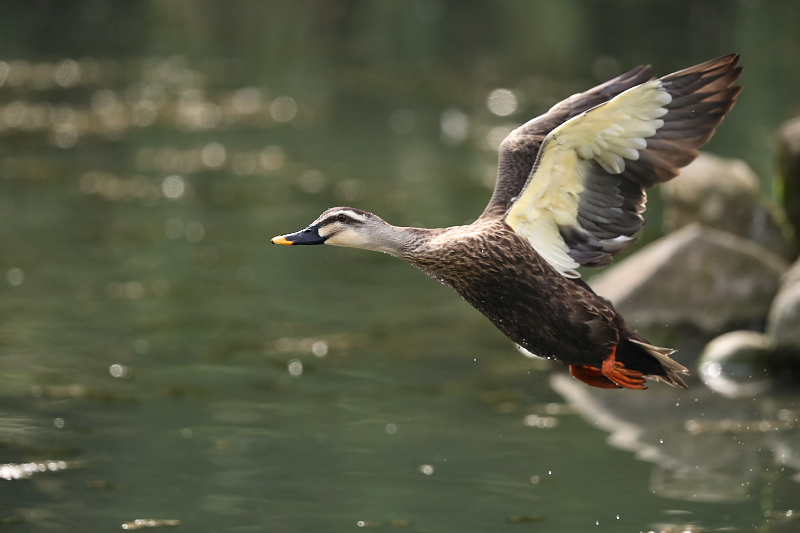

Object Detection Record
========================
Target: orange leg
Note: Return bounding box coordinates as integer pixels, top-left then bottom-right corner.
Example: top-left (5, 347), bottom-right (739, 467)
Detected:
top-left (569, 365), bottom-right (622, 389)
top-left (600, 346), bottom-right (647, 390)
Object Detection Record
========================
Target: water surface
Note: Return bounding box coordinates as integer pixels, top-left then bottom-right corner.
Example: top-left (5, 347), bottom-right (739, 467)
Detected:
top-left (2, 2), bottom-right (800, 531)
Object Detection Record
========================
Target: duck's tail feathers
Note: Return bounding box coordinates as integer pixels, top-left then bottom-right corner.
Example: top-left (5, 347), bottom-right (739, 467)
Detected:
top-left (628, 339), bottom-right (689, 389)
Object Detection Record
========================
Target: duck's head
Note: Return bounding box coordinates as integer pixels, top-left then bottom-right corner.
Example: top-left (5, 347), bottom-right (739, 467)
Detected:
top-left (272, 207), bottom-right (405, 255)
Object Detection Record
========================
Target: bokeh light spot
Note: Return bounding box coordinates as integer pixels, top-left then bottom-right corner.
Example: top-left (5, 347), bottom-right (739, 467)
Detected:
top-left (311, 340), bottom-right (328, 357)
top-left (164, 218), bottom-right (184, 239)
top-left (523, 415), bottom-right (558, 428)
top-left (299, 170), bottom-right (326, 193)
top-left (486, 125), bottom-right (514, 150)
top-left (270, 96), bottom-right (297, 123)
top-left (260, 146), bottom-right (285, 172)
top-left (185, 221), bottom-right (205, 243)
top-left (288, 359), bottom-right (303, 377)
top-left (6, 267), bottom-right (24, 286)
top-left (162, 175), bottom-right (185, 199)
top-left (440, 108), bottom-right (469, 145)
top-left (201, 142), bottom-right (226, 168)
top-left (54, 59), bottom-right (80, 88)
top-left (487, 88), bottom-right (517, 116)
top-left (231, 87), bottom-right (262, 114)
top-left (109, 364), bottom-right (132, 379)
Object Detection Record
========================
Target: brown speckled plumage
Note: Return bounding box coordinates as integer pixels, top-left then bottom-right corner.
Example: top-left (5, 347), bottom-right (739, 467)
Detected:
top-left (273, 55), bottom-right (743, 390)
top-left (401, 219), bottom-right (652, 371)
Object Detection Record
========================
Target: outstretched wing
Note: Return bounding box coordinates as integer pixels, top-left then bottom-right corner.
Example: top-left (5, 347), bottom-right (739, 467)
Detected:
top-left (504, 54), bottom-right (742, 278)
top-left (483, 64), bottom-right (654, 217)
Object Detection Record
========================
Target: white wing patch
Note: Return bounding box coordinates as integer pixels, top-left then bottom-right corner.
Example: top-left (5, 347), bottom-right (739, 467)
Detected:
top-left (505, 80), bottom-right (672, 278)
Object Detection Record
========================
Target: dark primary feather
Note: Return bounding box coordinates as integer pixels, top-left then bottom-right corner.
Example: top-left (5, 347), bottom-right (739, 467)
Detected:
top-left (483, 55), bottom-right (741, 270)
top-left (560, 55), bottom-right (741, 267)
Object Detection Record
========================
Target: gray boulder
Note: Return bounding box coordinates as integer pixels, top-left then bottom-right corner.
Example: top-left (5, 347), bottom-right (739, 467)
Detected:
top-left (766, 258), bottom-right (800, 352)
top-left (662, 152), bottom-right (796, 260)
top-left (698, 330), bottom-right (774, 398)
top-left (778, 117), bottom-right (800, 240)
top-left (590, 224), bottom-right (789, 352)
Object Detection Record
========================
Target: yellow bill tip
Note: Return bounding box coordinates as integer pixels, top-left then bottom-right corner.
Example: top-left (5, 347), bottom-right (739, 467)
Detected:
top-left (271, 235), bottom-right (294, 245)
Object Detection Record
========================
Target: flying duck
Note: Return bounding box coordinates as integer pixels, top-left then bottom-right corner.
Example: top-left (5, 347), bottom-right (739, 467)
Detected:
top-left (272, 55), bottom-right (742, 389)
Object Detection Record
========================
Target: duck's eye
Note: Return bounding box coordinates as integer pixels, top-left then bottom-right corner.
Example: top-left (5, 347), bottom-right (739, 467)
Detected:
top-left (337, 214), bottom-right (347, 223)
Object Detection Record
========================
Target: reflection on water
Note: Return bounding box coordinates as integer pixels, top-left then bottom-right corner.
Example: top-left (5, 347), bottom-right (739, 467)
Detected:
top-left (552, 373), bottom-right (800, 521)
top-left (1, 1), bottom-right (800, 532)
top-left (0, 460), bottom-right (85, 481)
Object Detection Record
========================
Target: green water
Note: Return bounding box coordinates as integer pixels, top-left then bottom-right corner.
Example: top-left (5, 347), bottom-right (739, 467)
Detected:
top-left (2, 2), bottom-right (800, 531)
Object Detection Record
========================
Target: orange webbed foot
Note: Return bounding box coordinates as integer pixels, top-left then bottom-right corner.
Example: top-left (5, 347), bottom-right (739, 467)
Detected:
top-left (601, 347), bottom-right (647, 390)
top-left (569, 364), bottom-right (622, 389)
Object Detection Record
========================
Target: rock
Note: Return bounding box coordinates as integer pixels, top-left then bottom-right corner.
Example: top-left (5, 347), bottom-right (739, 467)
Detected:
top-left (766, 259), bottom-right (800, 352)
top-left (698, 330), bottom-right (774, 398)
top-left (782, 255), bottom-right (800, 286)
top-left (778, 117), bottom-right (800, 240)
top-left (662, 152), bottom-right (797, 260)
top-left (590, 224), bottom-right (789, 352)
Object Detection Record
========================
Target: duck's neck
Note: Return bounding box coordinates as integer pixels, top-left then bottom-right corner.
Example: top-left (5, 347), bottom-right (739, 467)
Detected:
top-left (378, 226), bottom-right (442, 260)
top-left (348, 224), bottom-right (426, 258)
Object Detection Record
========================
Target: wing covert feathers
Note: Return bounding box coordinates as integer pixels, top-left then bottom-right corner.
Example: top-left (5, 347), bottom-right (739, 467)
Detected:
top-left (503, 54), bottom-right (742, 278)
top-left (484, 63), bottom-right (654, 217)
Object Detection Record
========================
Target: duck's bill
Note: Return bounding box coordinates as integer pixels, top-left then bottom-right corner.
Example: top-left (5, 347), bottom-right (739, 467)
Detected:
top-left (271, 227), bottom-right (325, 245)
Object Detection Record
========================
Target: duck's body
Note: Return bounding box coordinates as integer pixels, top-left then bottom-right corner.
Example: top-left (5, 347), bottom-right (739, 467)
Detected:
top-left (410, 219), bottom-right (616, 358)
top-left (273, 55), bottom-right (743, 390)
top-left (406, 218), bottom-right (618, 363)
